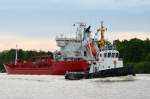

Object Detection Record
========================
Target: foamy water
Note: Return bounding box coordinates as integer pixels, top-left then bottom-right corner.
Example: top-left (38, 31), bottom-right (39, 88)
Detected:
top-left (0, 73), bottom-right (149, 99)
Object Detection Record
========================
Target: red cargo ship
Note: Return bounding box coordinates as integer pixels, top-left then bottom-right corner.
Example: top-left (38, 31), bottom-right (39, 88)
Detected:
top-left (3, 23), bottom-right (94, 75)
top-left (4, 56), bottom-right (89, 75)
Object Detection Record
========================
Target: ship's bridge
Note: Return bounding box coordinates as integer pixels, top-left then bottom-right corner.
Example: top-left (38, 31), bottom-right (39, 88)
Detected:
top-left (93, 46), bottom-right (123, 72)
top-left (97, 44), bottom-right (120, 59)
top-left (55, 36), bottom-right (83, 58)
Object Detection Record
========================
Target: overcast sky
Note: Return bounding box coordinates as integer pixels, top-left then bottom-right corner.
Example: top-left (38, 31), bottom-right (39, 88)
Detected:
top-left (0, 0), bottom-right (150, 51)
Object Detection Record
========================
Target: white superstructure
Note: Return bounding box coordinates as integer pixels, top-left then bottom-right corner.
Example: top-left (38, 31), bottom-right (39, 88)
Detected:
top-left (55, 22), bottom-right (97, 61)
top-left (89, 45), bottom-right (123, 73)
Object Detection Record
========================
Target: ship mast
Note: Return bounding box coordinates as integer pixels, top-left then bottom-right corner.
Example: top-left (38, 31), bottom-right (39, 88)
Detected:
top-left (97, 21), bottom-right (107, 48)
top-left (75, 22), bottom-right (86, 40)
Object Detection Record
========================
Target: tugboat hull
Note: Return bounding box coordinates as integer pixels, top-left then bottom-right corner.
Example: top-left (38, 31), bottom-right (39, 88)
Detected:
top-left (65, 67), bottom-right (135, 80)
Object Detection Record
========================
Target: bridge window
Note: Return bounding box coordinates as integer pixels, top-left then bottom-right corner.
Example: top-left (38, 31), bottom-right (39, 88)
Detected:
top-left (104, 53), bottom-right (107, 57)
top-left (84, 51), bottom-right (86, 56)
top-left (100, 54), bottom-right (102, 57)
top-left (116, 53), bottom-right (119, 58)
top-left (108, 53), bottom-right (111, 58)
top-left (112, 53), bottom-right (115, 57)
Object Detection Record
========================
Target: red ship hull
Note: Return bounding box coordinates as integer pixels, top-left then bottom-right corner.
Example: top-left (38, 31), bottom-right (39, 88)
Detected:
top-left (4, 58), bottom-right (89, 75)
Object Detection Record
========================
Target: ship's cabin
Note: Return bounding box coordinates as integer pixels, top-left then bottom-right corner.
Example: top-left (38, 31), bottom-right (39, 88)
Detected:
top-left (97, 44), bottom-right (119, 59)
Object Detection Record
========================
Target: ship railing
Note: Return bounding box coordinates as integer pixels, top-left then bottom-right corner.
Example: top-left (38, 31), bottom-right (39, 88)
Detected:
top-left (56, 37), bottom-right (82, 42)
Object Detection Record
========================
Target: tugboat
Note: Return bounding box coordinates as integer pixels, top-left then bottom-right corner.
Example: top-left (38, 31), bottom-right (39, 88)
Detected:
top-left (65, 21), bottom-right (135, 80)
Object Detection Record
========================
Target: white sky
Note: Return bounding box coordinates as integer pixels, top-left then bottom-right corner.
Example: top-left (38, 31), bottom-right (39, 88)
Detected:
top-left (0, 0), bottom-right (150, 51)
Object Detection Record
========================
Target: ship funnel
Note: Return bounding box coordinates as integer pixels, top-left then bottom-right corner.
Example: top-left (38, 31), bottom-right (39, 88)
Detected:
top-left (85, 26), bottom-right (91, 33)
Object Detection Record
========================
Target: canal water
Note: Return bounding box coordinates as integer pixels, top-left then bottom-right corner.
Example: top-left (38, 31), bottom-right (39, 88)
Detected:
top-left (0, 74), bottom-right (149, 99)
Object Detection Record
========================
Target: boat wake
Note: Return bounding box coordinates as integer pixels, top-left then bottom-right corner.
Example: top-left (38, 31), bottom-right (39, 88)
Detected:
top-left (0, 73), bottom-right (137, 83)
top-left (91, 75), bottom-right (136, 83)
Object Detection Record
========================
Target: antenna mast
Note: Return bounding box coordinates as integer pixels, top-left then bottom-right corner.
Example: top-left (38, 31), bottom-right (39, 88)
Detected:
top-left (97, 21), bottom-right (107, 48)
top-left (75, 22), bottom-right (86, 40)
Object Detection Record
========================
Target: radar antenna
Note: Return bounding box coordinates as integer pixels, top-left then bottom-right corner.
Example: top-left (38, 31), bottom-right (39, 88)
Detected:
top-left (74, 22), bottom-right (86, 40)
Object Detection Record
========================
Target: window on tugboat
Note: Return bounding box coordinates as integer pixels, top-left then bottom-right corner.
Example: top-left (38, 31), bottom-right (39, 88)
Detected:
top-left (116, 53), bottom-right (119, 58)
top-left (108, 53), bottom-right (111, 58)
top-left (104, 53), bottom-right (107, 57)
top-left (112, 53), bottom-right (115, 57)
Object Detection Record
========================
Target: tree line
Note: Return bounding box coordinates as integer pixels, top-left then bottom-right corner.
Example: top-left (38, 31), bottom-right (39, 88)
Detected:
top-left (114, 38), bottom-right (150, 73)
